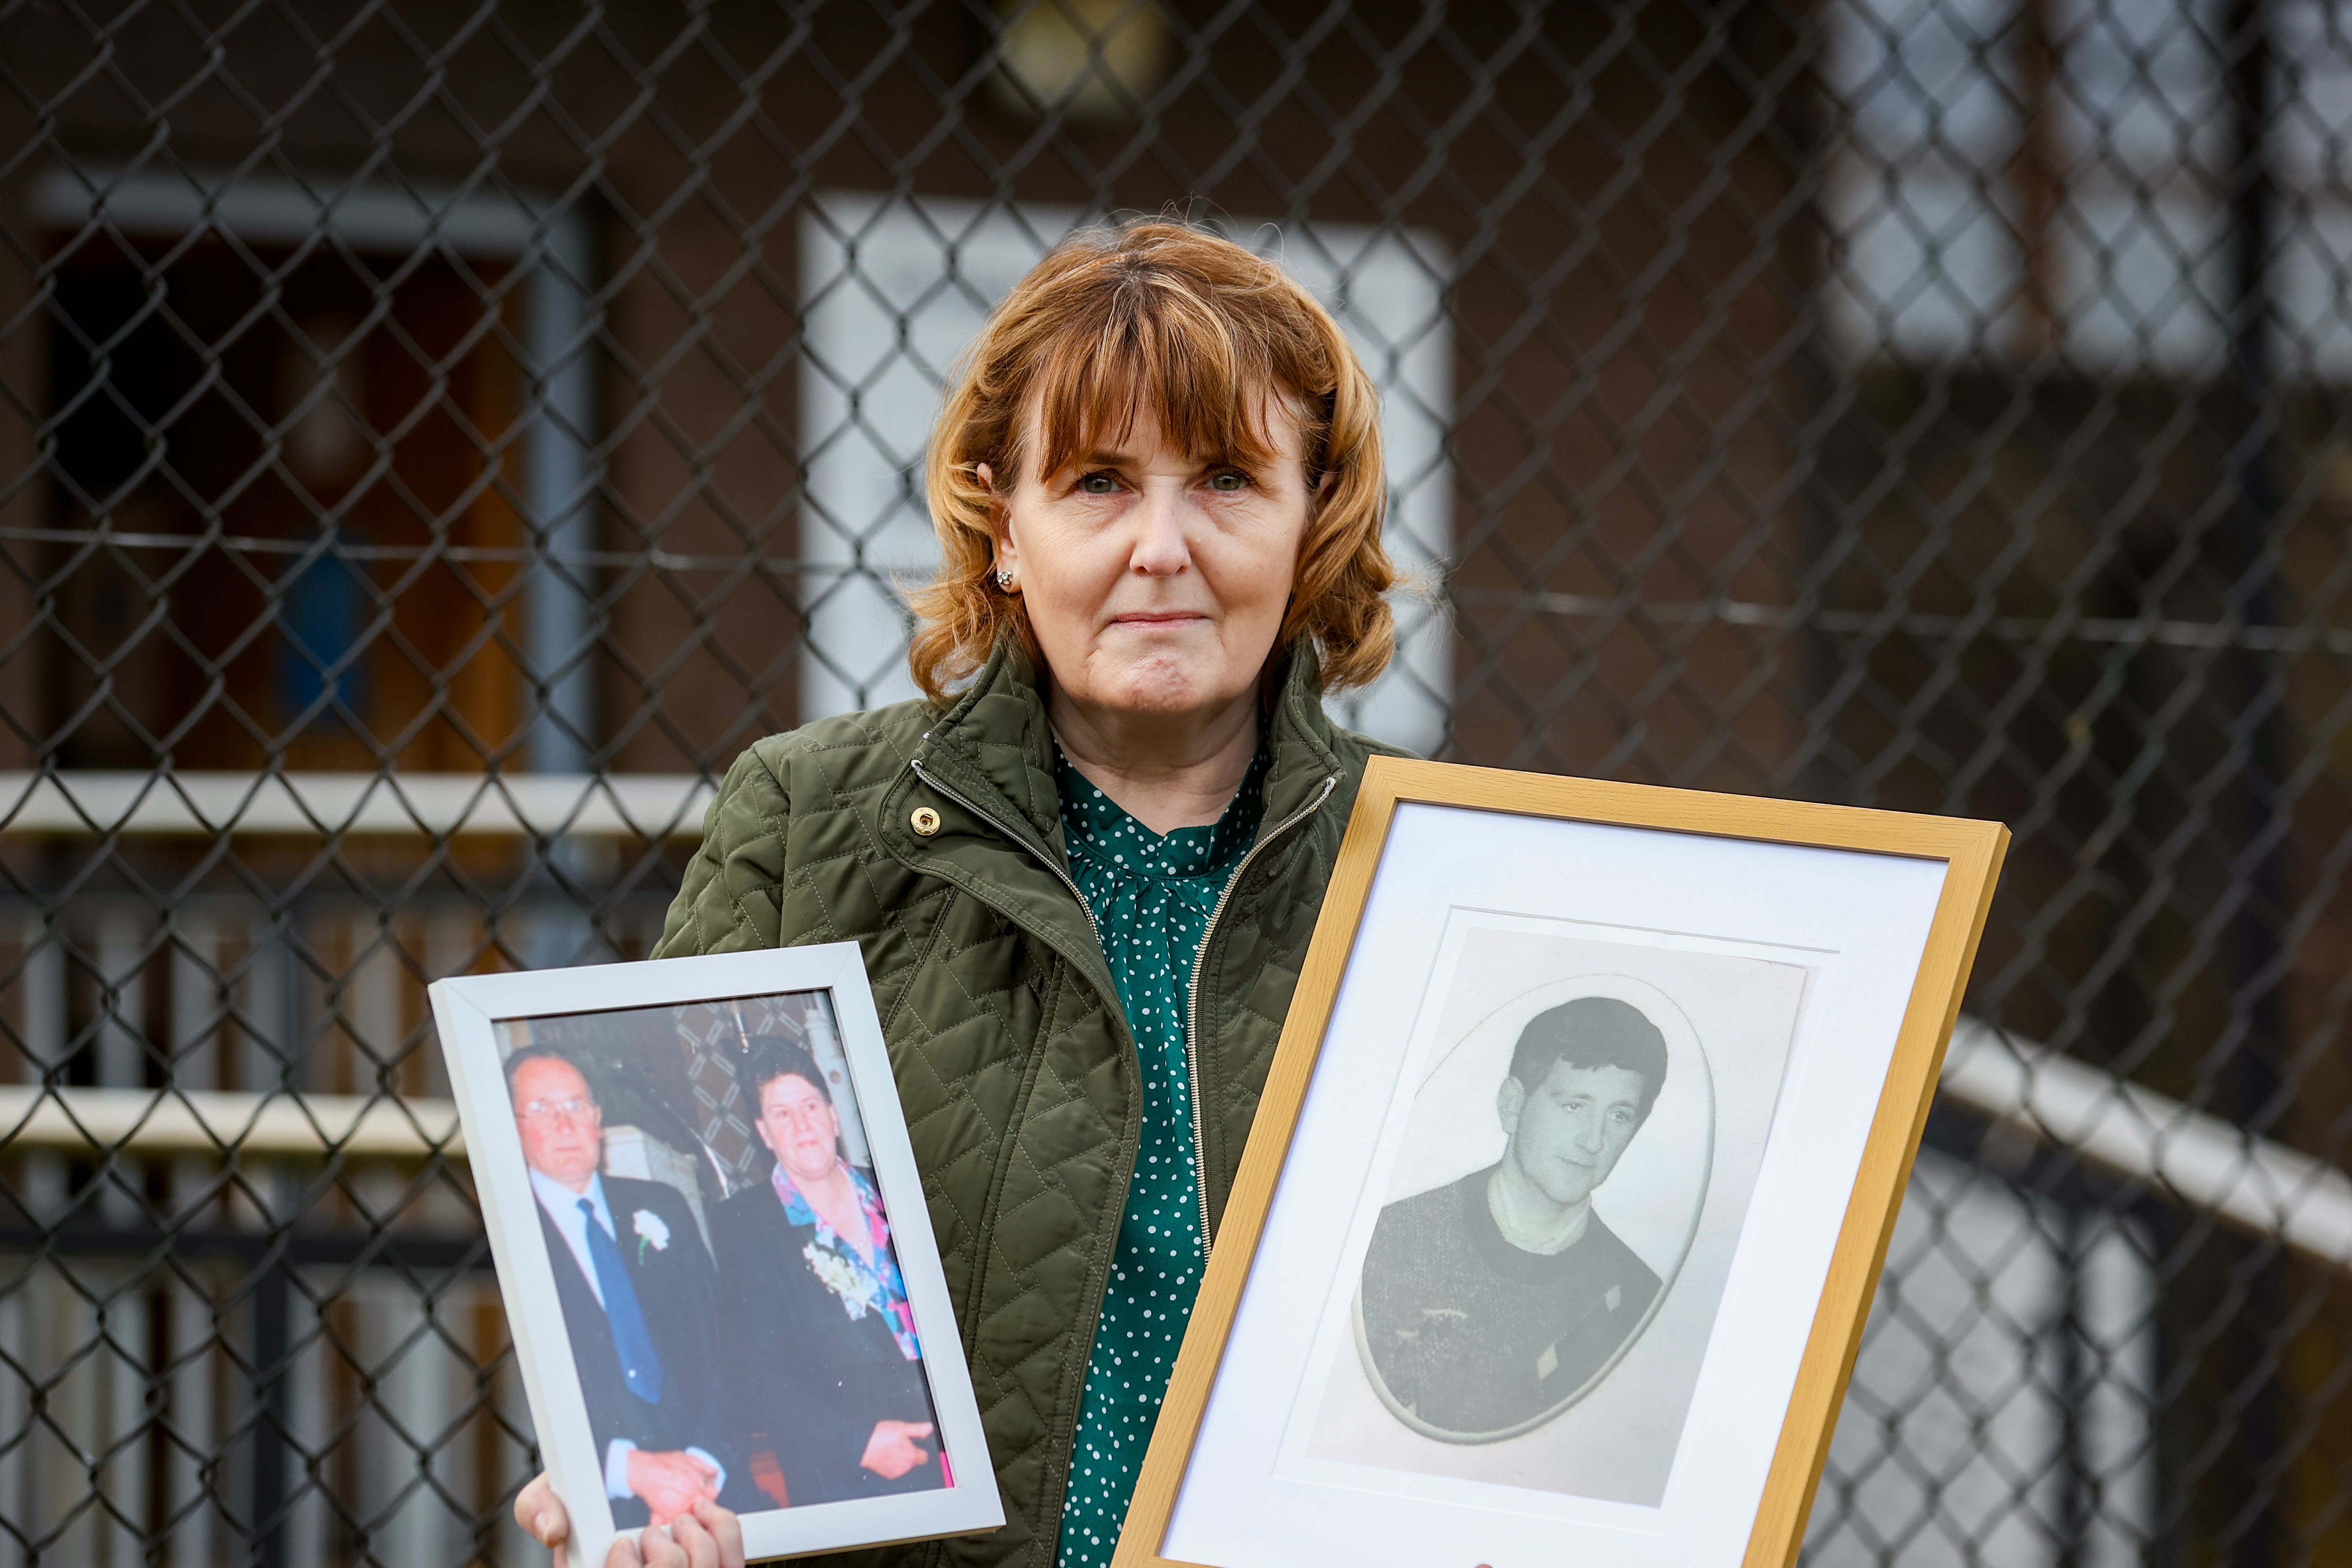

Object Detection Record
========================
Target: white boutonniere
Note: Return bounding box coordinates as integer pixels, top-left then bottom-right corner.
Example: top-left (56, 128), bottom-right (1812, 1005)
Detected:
top-left (804, 1242), bottom-right (876, 1320)
top-left (632, 1209), bottom-right (669, 1264)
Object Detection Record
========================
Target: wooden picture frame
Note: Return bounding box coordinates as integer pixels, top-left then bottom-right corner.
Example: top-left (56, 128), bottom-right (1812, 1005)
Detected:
top-left (1115, 759), bottom-right (2008, 1568)
top-left (429, 945), bottom-right (1003, 1566)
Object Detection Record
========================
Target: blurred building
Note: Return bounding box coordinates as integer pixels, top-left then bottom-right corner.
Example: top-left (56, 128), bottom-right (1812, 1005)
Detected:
top-left (0, 1), bottom-right (2348, 1566)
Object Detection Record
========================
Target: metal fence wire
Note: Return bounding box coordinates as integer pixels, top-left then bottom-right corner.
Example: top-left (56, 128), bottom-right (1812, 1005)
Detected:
top-left (2, 0), bottom-right (2350, 1564)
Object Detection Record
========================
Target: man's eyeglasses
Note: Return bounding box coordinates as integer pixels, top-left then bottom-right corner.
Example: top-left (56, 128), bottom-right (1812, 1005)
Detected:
top-left (517, 1096), bottom-right (594, 1124)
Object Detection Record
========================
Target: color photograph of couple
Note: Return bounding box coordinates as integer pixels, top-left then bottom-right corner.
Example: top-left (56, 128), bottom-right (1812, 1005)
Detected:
top-left (492, 991), bottom-right (946, 1531)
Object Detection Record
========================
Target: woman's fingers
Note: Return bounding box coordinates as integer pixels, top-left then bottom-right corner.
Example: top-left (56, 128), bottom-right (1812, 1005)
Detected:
top-left (667, 1511), bottom-right (726, 1568)
top-left (690, 1501), bottom-right (747, 1568)
top-left (603, 1535), bottom-right (644, 1568)
top-left (636, 1525), bottom-right (682, 1568)
top-left (517, 1472), bottom-right (571, 1549)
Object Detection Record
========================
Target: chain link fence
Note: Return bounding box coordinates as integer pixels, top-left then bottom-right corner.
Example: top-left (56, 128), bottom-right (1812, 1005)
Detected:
top-left (2, 0), bottom-right (2348, 1564)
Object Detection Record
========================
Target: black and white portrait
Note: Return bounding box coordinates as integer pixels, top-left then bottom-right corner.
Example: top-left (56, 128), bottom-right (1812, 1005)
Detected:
top-left (1355, 995), bottom-right (1678, 1441)
top-left (1297, 915), bottom-right (1808, 1505)
top-left (1154, 797), bottom-right (1986, 1568)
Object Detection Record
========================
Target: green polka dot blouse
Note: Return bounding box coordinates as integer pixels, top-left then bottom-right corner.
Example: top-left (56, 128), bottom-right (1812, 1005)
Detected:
top-left (1052, 738), bottom-right (1269, 1568)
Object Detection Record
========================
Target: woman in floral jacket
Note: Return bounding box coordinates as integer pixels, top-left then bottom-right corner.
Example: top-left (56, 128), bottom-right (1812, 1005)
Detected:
top-left (711, 1039), bottom-right (941, 1506)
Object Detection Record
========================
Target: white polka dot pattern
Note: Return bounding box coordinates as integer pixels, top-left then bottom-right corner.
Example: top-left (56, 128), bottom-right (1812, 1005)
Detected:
top-left (1051, 740), bottom-right (1268, 1568)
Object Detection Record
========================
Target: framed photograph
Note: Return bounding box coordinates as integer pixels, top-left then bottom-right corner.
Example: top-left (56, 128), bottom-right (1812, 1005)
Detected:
top-left (429, 945), bottom-right (1003, 1566)
top-left (1116, 760), bottom-right (2007, 1568)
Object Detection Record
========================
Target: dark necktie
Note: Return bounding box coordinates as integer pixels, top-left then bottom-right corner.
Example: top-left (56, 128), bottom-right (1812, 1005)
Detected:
top-left (580, 1198), bottom-right (665, 1405)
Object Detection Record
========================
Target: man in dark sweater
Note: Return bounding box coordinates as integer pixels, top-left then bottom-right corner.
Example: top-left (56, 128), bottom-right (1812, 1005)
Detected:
top-left (1357, 996), bottom-right (1671, 1440)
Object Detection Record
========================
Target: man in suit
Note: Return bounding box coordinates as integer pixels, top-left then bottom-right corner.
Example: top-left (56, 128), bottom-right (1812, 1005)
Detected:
top-left (508, 1047), bottom-right (742, 1528)
top-left (1357, 997), bottom-right (1669, 1439)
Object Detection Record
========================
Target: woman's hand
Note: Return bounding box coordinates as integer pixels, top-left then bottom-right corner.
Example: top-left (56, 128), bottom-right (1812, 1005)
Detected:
top-left (858, 1419), bottom-right (935, 1480)
top-left (517, 1472), bottom-right (573, 1568)
top-left (515, 1475), bottom-right (745, 1568)
top-left (623, 1504), bottom-right (745, 1568)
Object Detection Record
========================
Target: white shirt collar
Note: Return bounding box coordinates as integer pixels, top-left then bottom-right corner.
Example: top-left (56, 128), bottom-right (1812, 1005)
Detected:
top-left (529, 1165), bottom-right (611, 1233)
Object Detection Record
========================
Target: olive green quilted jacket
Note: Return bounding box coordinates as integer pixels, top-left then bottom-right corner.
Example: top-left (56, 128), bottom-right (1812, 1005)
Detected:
top-left (649, 636), bottom-right (1407, 1568)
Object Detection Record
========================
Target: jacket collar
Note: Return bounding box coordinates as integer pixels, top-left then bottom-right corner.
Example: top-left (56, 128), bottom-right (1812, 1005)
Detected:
top-left (912, 634), bottom-right (1346, 857)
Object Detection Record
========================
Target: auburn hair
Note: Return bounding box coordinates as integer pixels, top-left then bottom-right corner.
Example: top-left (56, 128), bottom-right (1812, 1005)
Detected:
top-left (907, 220), bottom-right (1397, 705)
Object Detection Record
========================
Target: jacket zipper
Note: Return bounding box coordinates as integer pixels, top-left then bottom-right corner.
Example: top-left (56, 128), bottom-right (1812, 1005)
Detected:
top-left (908, 758), bottom-right (1106, 951)
top-left (902, 743), bottom-right (1336, 1550)
top-left (1183, 772), bottom-right (1339, 1256)
top-left (910, 753), bottom-right (1339, 1259)
top-left (907, 753), bottom-right (1120, 1556)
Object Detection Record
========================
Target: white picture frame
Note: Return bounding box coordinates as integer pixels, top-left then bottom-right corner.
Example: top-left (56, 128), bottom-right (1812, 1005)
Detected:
top-left (430, 944), bottom-right (1004, 1566)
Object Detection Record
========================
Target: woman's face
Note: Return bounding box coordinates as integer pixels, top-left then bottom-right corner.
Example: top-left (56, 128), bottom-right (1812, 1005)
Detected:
top-left (988, 397), bottom-right (1316, 722)
top-left (755, 1072), bottom-right (842, 1185)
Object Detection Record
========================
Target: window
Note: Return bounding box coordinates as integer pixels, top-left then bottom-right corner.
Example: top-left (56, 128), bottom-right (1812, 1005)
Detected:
top-left (1828, 0), bottom-right (2258, 374)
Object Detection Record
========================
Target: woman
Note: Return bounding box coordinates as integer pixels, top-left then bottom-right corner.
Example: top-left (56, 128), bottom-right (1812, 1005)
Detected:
top-left (712, 1040), bottom-right (940, 1505)
top-left (519, 219), bottom-right (1407, 1568)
